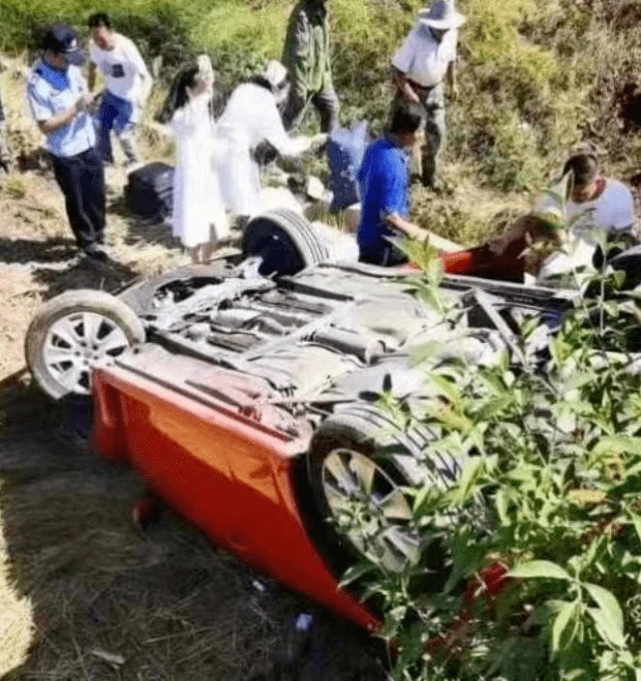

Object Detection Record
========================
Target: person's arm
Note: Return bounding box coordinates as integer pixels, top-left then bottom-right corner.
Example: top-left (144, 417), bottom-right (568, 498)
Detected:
top-left (390, 28), bottom-right (421, 103)
top-left (609, 185), bottom-right (636, 236)
top-left (445, 61), bottom-right (457, 99)
top-left (391, 66), bottom-right (420, 104)
top-left (27, 71), bottom-right (95, 135)
top-left (443, 29), bottom-right (459, 99)
top-left (376, 153), bottom-right (429, 241)
top-left (286, 10), bottom-right (311, 101)
top-left (36, 94), bottom-right (94, 135)
top-left (262, 92), bottom-right (325, 156)
top-left (126, 39), bottom-right (153, 104)
top-left (385, 212), bottom-right (431, 242)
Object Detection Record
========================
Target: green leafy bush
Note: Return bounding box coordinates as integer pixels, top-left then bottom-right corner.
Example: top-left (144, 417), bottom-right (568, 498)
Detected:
top-left (337, 248), bottom-right (641, 680)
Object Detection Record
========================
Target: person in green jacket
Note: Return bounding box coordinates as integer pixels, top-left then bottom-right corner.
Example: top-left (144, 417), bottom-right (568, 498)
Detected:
top-left (281, 0), bottom-right (339, 132)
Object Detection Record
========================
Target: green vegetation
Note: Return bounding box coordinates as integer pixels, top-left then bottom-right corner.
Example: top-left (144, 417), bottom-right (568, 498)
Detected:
top-left (337, 240), bottom-right (641, 680)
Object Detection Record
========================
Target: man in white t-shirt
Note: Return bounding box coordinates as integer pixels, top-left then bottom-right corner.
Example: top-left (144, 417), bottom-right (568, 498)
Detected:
top-left (535, 149), bottom-right (636, 280)
top-left (390, 1), bottom-right (465, 189)
top-left (87, 12), bottom-right (152, 166)
top-left (488, 149), bottom-right (637, 282)
top-left (562, 150), bottom-right (635, 238)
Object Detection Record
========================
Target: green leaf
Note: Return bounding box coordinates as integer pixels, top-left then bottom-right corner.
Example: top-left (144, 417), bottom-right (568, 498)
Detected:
top-left (476, 395), bottom-right (513, 421)
top-left (452, 456), bottom-right (488, 503)
top-left (495, 487), bottom-right (510, 526)
top-left (510, 560), bottom-right (572, 581)
top-left (416, 285), bottom-right (444, 314)
top-left (628, 511), bottom-right (641, 544)
top-left (425, 373), bottom-right (462, 404)
top-left (583, 583), bottom-right (625, 648)
top-left (592, 436), bottom-right (641, 458)
top-left (338, 560), bottom-right (379, 588)
top-left (587, 607), bottom-right (625, 649)
top-left (552, 601), bottom-right (580, 652)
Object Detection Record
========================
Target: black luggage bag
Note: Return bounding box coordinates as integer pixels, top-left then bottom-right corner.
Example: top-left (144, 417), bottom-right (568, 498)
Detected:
top-left (125, 162), bottom-right (174, 220)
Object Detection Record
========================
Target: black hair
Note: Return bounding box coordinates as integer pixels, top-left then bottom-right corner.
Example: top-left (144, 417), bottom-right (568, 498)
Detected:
top-left (563, 151), bottom-right (599, 188)
top-left (389, 101), bottom-right (424, 135)
top-left (251, 75), bottom-right (273, 92)
top-left (88, 12), bottom-right (111, 29)
top-left (156, 62), bottom-right (215, 124)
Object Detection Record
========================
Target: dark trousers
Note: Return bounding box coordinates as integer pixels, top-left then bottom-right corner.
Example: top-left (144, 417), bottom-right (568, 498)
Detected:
top-left (50, 147), bottom-right (105, 250)
top-left (282, 86), bottom-right (340, 133)
top-left (359, 243), bottom-right (408, 267)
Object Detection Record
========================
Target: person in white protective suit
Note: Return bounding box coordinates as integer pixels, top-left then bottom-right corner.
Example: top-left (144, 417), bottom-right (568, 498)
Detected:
top-left (162, 56), bottom-right (229, 264)
top-left (215, 60), bottom-right (325, 217)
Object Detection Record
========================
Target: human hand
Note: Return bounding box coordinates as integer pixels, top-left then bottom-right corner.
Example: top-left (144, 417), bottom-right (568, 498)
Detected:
top-left (74, 93), bottom-right (95, 115)
top-left (312, 132), bottom-right (328, 146)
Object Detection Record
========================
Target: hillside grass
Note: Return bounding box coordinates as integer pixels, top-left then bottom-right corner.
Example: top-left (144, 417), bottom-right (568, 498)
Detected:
top-left (2, 0), bottom-right (641, 242)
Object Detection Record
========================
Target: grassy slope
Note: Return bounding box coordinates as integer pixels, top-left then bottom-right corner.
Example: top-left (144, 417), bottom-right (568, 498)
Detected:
top-left (2, 0), bottom-right (641, 244)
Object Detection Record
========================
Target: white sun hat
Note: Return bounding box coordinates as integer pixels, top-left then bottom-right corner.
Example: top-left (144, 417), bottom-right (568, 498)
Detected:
top-left (418, 0), bottom-right (466, 29)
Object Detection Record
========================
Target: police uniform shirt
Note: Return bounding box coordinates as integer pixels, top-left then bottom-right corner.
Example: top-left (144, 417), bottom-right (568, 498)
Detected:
top-left (26, 59), bottom-right (95, 157)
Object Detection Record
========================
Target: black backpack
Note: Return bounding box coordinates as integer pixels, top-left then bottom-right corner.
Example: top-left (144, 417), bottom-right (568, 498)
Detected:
top-left (125, 162), bottom-right (174, 219)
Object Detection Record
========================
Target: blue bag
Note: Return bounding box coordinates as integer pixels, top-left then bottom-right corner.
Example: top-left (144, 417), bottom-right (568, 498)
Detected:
top-left (326, 122), bottom-right (369, 211)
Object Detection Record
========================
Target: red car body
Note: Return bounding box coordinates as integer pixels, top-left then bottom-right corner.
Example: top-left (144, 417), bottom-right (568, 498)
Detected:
top-left (91, 356), bottom-right (381, 632)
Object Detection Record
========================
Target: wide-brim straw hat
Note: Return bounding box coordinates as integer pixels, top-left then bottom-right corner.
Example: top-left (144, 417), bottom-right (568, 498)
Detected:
top-left (418, 1), bottom-right (466, 29)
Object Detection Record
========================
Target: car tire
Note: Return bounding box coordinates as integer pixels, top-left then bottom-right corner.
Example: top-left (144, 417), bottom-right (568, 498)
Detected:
top-left (307, 403), bottom-right (461, 574)
top-left (242, 208), bottom-right (328, 276)
top-left (25, 290), bottom-right (145, 400)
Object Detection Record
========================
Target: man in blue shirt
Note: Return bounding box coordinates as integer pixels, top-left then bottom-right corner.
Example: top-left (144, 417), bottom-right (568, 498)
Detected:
top-left (26, 24), bottom-right (106, 260)
top-left (358, 101), bottom-right (429, 265)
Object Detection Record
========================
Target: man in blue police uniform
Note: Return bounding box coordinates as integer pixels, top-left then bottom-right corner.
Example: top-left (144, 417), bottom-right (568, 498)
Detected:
top-left (357, 101), bottom-right (430, 266)
top-left (26, 24), bottom-right (106, 260)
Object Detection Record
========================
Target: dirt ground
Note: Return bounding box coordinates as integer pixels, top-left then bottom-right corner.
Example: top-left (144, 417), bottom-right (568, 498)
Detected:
top-left (0, 60), bottom-right (388, 681)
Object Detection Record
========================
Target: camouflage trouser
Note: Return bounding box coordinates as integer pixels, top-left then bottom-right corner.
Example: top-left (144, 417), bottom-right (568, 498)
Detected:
top-left (392, 81), bottom-right (446, 188)
top-left (0, 124), bottom-right (13, 171)
top-left (282, 85), bottom-right (340, 134)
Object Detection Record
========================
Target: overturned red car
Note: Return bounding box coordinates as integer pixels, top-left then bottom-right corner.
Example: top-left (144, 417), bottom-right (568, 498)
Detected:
top-left (28, 209), bottom-right (625, 635)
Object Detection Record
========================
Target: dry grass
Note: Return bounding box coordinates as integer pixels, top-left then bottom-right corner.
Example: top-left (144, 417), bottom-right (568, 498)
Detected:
top-left (0, 389), bottom-right (384, 681)
top-left (0, 522), bottom-right (32, 679)
top-left (0, 397), bottom-right (300, 680)
top-left (411, 169), bottom-right (531, 247)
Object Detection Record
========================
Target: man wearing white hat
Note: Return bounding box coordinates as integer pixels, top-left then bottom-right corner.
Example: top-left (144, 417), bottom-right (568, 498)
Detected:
top-left (391, 0), bottom-right (465, 189)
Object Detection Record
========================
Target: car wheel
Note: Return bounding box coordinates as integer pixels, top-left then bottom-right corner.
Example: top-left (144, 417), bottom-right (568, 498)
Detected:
top-left (308, 403), bottom-right (461, 574)
top-left (242, 208), bottom-right (328, 276)
top-left (25, 290), bottom-right (145, 400)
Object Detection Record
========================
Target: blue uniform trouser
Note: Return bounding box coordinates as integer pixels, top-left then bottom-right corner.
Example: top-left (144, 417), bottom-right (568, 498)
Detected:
top-left (95, 90), bottom-right (139, 164)
top-left (50, 147), bottom-right (105, 250)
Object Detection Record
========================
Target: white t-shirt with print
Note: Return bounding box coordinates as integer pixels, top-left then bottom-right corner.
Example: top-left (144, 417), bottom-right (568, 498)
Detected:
top-left (90, 33), bottom-right (149, 103)
top-left (391, 24), bottom-right (457, 87)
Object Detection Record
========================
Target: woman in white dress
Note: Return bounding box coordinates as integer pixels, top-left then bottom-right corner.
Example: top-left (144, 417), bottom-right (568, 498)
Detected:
top-left (161, 57), bottom-right (229, 264)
